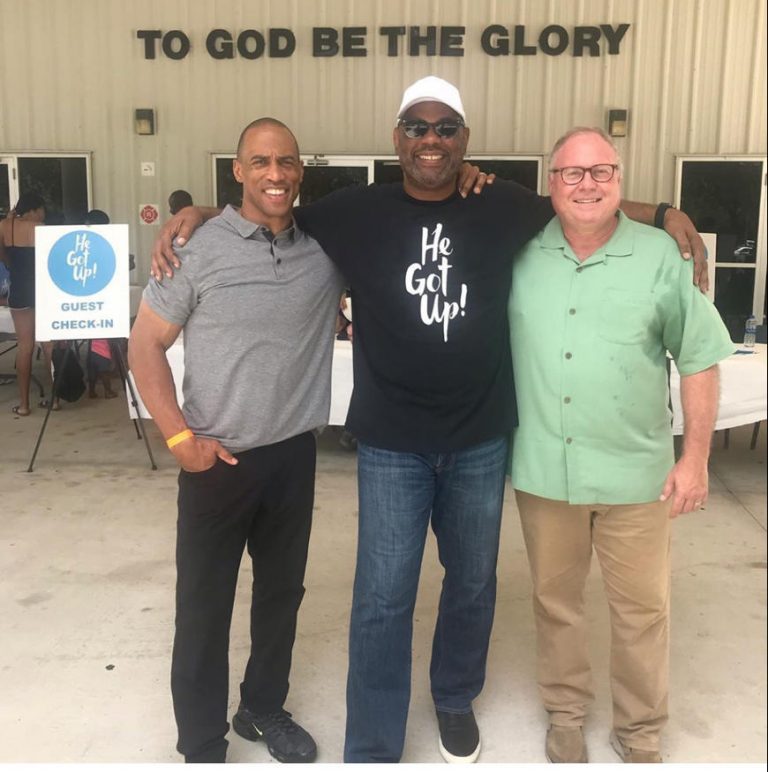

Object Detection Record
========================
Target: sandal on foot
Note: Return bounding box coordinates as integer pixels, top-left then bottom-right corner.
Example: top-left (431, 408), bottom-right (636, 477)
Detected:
top-left (39, 399), bottom-right (62, 411)
top-left (12, 405), bottom-right (31, 416)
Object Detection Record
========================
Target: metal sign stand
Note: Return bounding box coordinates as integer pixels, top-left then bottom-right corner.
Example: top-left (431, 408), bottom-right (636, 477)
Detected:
top-left (26, 339), bottom-right (157, 472)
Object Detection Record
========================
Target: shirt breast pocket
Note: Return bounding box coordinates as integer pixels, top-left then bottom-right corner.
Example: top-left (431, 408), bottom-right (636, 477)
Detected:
top-left (598, 289), bottom-right (657, 345)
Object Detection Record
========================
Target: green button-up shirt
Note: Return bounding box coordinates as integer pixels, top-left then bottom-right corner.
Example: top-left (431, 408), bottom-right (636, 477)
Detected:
top-left (509, 212), bottom-right (734, 505)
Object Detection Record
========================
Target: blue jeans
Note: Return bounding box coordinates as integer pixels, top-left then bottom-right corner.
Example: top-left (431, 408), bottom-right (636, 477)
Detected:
top-left (344, 436), bottom-right (509, 762)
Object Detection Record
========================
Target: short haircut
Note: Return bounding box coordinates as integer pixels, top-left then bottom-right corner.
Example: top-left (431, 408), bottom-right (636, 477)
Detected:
top-left (236, 117), bottom-right (300, 158)
top-left (168, 189), bottom-right (194, 214)
top-left (85, 208), bottom-right (110, 225)
top-left (549, 127), bottom-right (623, 175)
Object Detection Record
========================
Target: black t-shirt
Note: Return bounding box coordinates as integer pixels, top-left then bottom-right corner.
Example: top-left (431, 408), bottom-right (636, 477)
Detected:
top-left (296, 180), bottom-right (554, 453)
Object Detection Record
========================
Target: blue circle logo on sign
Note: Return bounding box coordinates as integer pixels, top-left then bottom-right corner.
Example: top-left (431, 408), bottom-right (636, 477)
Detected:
top-left (48, 230), bottom-right (116, 296)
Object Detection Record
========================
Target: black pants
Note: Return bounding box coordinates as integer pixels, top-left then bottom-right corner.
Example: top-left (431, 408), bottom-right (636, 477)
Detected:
top-left (171, 432), bottom-right (316, 763)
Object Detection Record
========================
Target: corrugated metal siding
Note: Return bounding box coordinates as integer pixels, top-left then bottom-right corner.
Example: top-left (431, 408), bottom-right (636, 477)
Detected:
top-left (0, 0), bottom-right (765, 277)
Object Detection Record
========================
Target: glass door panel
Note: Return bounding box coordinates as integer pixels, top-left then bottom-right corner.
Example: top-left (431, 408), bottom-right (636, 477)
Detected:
top-left (373, 157), bottom-right (542, 193)
top-left (16, 156), bottom-right (89, 224)
top-left (0, 157), bottom-right (18, 219)
top-left (300, 164), bottom-right (370, 205)
top-left (677, 158), bottom-right (766, 340)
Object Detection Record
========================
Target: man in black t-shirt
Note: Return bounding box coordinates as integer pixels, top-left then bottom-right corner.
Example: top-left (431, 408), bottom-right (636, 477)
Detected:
top-left (293, 76), bottom-right (559, 765)
top-left (151, 77), bottom-right (706, 765)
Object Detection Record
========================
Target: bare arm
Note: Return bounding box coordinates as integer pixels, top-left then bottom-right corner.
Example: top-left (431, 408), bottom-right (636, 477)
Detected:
top-left (620, 200), bottom-right (708, 292)
top-left (150, 205), bottom-right (221, 280)
top-left (151, 165), bottom-right (498, 279)
top-left (659, 365), bottom-right (719, 517)
top-left (128, 301), bottom-right (237, 471)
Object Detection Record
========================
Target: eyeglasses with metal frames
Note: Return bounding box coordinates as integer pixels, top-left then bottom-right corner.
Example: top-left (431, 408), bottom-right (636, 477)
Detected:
top-left (548, 164), bottom-right (619, 185)
top-left (397, 118), bottom-right (466, 139)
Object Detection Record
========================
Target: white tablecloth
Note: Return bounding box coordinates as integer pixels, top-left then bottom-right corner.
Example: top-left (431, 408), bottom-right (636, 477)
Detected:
top-left (669, 344), bottom-right (767, 434)
top-left (0, 306), bottom-right (14, 335)
top-left (129, 285), bottom-right (144, 318)
top-left (128, 338), bottom-right (767, 434)
top-left (128, 338), bottom-right (354, 423)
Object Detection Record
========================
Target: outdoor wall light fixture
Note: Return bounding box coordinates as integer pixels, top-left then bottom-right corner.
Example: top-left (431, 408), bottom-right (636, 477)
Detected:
top-left (134, 109), bottom-right (156, 136)
top-left (608, 109), bottom-right (628, 137)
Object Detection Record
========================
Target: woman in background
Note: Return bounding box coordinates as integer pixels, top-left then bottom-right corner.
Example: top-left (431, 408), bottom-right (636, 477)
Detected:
top-left (0, 192), bottom-right (57, 415)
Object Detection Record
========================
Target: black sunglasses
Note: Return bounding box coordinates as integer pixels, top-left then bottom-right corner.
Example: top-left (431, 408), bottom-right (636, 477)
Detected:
top-left (397, 118), bottom-right (465, 139)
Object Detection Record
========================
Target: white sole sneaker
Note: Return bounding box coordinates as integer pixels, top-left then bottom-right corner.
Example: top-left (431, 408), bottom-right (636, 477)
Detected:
top-left (438, 737), bottom-right (481, 764)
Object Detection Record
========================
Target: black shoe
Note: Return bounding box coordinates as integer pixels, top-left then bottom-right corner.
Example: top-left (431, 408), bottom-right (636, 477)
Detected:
top-left (436, 709), bottom-right (481, 763)
top-left (232, 706), bottom-right (317, 763)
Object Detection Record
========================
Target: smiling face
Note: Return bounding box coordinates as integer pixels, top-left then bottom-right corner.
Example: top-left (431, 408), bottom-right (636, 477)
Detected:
top-left (393, 101), bottom-right (469, 201)
top-left (233, 122), bottom-right (303, 233)
top-left (548, 131), bottom-right (621, 235)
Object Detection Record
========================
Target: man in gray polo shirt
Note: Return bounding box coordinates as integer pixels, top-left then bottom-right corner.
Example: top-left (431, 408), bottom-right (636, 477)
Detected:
top-left (128, 118), bottom-right (343, 764)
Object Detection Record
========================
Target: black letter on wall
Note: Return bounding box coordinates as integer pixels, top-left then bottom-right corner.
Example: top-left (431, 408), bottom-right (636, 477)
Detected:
top-left (440, 26), bottom-right (465, 56)
top-left (539, 25), bottom-right (569, 56)
top-left (313, 27), bottom-right (339, 56)
top-left (379, 26), bottom-right (405, 56)
top-left (206, 29), bottom-right (233, 59)
top-left (481, 25), bottom-right (510, 56)
top-left (162, 30), bottom-right (190, 60)
top-left (600, 24), bottom-right (630, 54)
top-left (270, 28), bottom-right (296, 58)
top-left (137, 30), bottom-right (163, 59)
top-left (573, 26), bottom-right (601, 56)
top-left (343, 27), bottom-right (367, 56)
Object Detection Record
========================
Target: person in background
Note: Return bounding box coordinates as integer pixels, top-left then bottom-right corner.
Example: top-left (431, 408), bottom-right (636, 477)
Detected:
top-left (83, 209), bottom-right (118, 399)
top-left (168, 189), bottom-right (194, 215)
top-left (0, 192), bottom-right (58, 415)
top-left (508, 127), bottom-right (734, 764)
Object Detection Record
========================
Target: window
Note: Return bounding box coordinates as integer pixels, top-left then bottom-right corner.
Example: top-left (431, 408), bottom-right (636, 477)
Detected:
top-left (675, 157), bottom-right (767, 340)
top-left (0, 154), bottom-right (91, 224)
top-left (213, 154), bottom-right (543, 209)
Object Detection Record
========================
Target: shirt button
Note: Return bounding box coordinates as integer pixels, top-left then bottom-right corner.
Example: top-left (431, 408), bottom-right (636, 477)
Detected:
top-left (566, 437), bottom-right (573, 444)
top-left (565, 352), bottom-right (572, 359)
top-left (276, 258), bottom-right (283, 265)
top-left (569, 308), bottom-right (576, 315)
top-left (576, 266), bottom-right (583, 273)
top-left (564, 396), bottom-right (571, 404)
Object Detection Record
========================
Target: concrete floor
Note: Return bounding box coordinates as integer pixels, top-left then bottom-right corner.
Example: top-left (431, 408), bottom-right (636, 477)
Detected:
top-left (0, 349), bottom-right (766, 765)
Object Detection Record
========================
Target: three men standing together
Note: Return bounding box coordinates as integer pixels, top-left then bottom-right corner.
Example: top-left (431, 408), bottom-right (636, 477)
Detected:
top-left (133, 76), bottom-right (729, 764)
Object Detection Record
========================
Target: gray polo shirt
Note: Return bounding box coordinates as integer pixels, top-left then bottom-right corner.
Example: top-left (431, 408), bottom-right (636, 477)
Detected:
top-left (143, 205), bottom-right (343, 452)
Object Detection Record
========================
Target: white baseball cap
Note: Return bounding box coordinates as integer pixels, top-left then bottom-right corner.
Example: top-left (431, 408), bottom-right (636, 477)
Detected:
top-left (396, 76), bottom-right (467, 124)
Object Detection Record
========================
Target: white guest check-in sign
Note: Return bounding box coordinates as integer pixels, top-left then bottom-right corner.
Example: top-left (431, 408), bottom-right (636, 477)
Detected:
top-left (35, 225), bottom-right (130, 341)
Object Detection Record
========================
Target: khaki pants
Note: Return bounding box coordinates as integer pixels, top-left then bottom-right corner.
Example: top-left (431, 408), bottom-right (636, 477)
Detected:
top-left (516, 490), bottom-right (672, 751)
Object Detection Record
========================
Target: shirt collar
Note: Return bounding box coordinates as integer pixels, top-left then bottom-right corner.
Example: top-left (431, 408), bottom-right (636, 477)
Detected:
top-left (220, 204), bottom-right (299, 243)
top-left (540, 210), bottom-right (634, 262)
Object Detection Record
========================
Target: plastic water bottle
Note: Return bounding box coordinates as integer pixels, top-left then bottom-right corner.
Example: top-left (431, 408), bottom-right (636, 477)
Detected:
top-left (743, 315), bottom-right (756, 348)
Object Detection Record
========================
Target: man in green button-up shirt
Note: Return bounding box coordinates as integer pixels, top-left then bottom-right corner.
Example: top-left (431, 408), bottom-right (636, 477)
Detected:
top-left (508, 127), bottom-right (734, 764)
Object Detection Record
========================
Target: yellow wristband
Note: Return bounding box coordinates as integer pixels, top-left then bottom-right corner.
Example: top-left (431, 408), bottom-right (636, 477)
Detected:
top-left (166, 429), bottom-right (194, 449)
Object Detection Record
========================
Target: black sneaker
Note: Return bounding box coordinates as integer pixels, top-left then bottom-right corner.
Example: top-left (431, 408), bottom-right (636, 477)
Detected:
top-left (232, 706), bottom-right (317, 763)
top-left (436, 709), bottom-right (481, 763)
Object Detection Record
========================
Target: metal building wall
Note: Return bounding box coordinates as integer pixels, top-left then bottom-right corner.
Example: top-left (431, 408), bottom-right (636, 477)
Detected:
top-left (0, 0), bottom-right (765, 279)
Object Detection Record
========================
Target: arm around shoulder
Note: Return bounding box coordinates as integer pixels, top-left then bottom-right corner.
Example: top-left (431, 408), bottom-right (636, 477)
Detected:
top-left (620, 199), bottom-right (708, 291)
top-left (151, 205), bottom-right (221, 281)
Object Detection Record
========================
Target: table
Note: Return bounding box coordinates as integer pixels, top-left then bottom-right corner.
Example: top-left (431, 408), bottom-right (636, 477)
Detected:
top-left (0, 306), bottom-right (14, 334)
top-left (129, 284), bottom-right (143, 319)
top-left (669, 344), bottom-right (767, 434)
top-left (0, 306), bottom-right (46, 396)
top-left (128, 339), bottom-right (354, 423)
top-left (128, 339), bottom-right (767, 437)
